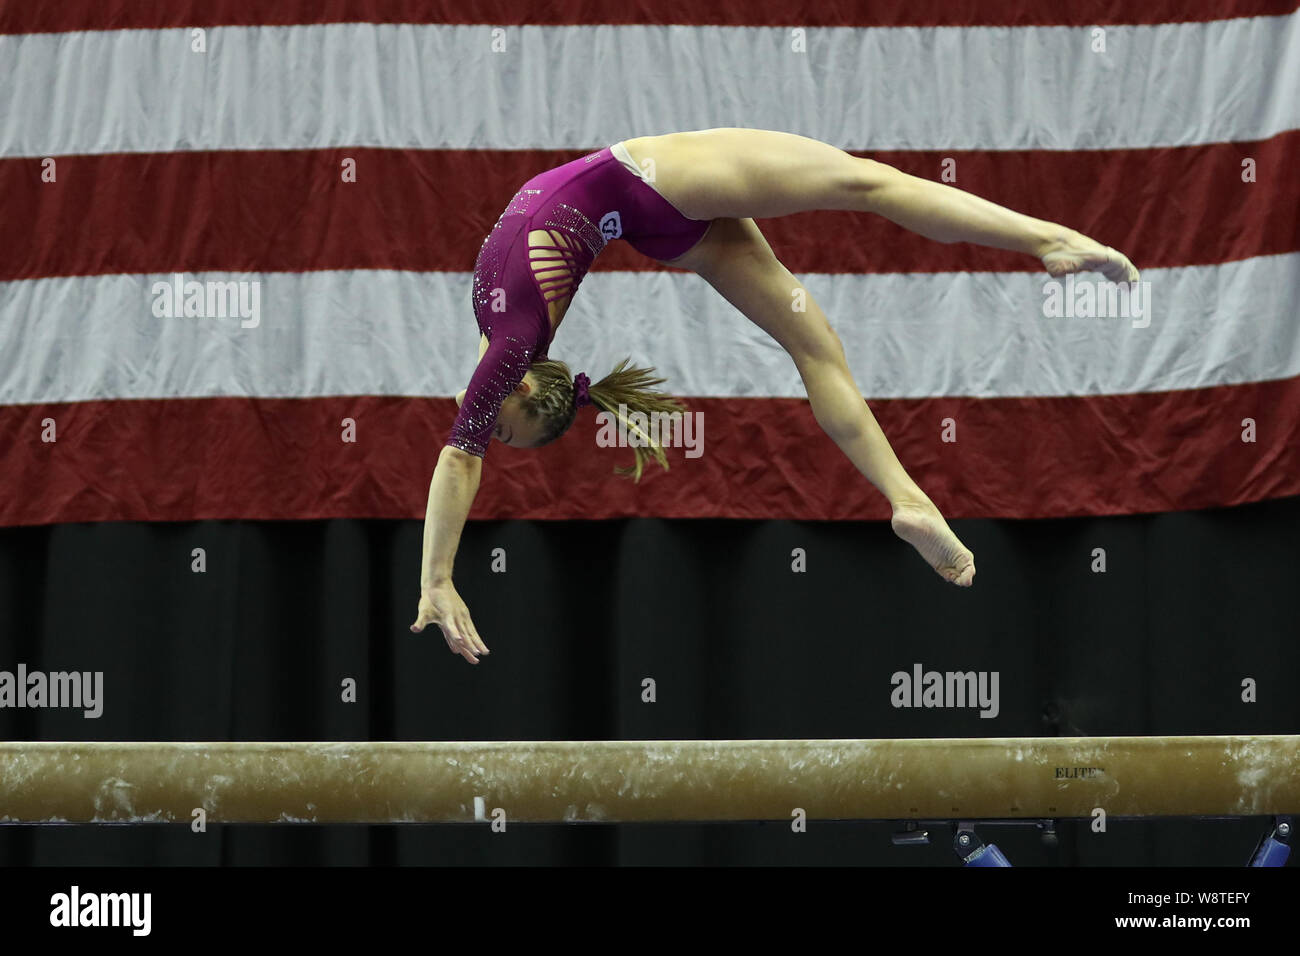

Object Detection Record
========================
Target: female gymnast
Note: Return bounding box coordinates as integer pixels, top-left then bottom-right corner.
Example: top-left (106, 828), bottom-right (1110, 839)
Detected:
top-left (410, 128), bottom-right (1139, 663)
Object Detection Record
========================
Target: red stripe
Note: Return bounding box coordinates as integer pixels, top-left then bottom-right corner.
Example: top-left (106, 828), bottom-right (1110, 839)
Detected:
top-left (4, 135), bottom-right (1298, 281)
top-left (2, 0), bottom-right (1294, 33)
top-left (2, 0), bottom-right (1293, 34)
top-left (3, 379), bottom-right (1296, 526)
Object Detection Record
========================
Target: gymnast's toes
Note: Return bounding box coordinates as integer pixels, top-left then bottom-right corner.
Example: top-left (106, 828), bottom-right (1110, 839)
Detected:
top-left (1102, 247), bottom-right (1140, 283)
top-left (948, 561), bottom-right (976, 588)
top-left (1042, 243), bottom-right (1139, 284)
top-left (890, 503), bottom-right (976, 588)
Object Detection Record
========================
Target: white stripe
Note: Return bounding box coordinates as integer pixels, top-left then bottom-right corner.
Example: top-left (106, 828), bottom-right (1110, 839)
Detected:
top-left (3, 255), bottom-right (1297, 404)
top-left (2, 17), bottom-right (1298, 157)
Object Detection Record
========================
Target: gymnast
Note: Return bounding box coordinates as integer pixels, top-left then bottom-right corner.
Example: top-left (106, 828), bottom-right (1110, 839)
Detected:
top-left (410, 128), bottom-right (1139, 663)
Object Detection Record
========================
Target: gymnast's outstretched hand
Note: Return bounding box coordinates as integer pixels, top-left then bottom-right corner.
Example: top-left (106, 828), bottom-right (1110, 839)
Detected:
top-left (411, 582), bottom-right (489, 665)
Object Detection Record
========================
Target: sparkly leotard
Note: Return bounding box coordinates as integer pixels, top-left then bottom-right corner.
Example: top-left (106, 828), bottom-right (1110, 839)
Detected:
top-left (447, 144), bottom-right (710, 457)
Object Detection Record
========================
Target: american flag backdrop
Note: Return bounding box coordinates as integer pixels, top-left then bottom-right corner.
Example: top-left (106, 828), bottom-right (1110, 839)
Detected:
top-left (2, 1), bottom-right (1298, 526)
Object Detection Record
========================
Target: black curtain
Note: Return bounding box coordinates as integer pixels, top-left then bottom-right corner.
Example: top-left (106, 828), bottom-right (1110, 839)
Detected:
top-left (2, 497), bottom-right (1297, 865)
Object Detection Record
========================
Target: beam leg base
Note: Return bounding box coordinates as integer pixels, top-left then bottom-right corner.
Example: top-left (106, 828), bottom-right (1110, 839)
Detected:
top-left (955, 822), bottom-right (1013, 867)
top-left (1247, 816), bottom-right (1292, 868)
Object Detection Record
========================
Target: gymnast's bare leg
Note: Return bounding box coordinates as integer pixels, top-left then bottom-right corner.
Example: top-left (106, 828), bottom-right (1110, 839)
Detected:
top-left (623, 129), bottom-right (1141, 586)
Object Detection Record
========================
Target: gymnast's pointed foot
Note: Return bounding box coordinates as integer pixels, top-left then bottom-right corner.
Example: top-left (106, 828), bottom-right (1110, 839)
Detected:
top-left (890, 499), bottom-right (976, 587)
top-left (1041, 231), bottom-right (1139, 283)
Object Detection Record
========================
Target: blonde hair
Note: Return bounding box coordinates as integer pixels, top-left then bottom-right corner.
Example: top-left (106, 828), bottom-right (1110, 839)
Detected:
top-left (523, 357), bottom-right (687, 481)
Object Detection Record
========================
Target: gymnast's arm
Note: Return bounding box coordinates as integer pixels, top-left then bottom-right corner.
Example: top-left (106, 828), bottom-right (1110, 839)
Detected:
top-left (410, 333), bottom-right (527, 664)
top-left (411, 446), bottom-right (487, 664)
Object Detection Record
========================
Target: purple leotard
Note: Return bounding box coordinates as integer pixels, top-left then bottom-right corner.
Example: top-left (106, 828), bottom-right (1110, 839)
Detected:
top-left (447, 144), bottom-right (710, 457)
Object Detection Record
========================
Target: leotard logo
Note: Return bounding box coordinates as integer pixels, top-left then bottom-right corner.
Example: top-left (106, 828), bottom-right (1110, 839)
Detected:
top-left (599, 211), bottom-right (623, 239)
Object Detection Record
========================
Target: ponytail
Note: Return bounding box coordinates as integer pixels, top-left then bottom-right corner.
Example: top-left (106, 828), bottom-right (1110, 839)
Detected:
top-left (587, 359), bottom-right (687, 481)
top-left (523, 357), bottom-right (687, 481)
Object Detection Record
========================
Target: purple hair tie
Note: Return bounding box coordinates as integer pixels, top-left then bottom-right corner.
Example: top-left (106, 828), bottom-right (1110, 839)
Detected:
top-left (572, 372), bottom-right (592, 409)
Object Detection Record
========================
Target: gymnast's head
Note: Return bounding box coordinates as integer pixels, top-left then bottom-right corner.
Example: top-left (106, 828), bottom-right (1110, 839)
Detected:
top-left (456, 357), bottom-right (686, 480)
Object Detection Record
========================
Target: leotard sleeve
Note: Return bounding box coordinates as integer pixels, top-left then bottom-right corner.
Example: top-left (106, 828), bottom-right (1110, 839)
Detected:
top-left (446, 330), bottom-right (539, 458)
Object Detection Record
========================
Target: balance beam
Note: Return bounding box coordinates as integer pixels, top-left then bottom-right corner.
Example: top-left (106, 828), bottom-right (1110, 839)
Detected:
top-left (1, 736), bottom-right (1297, 824)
